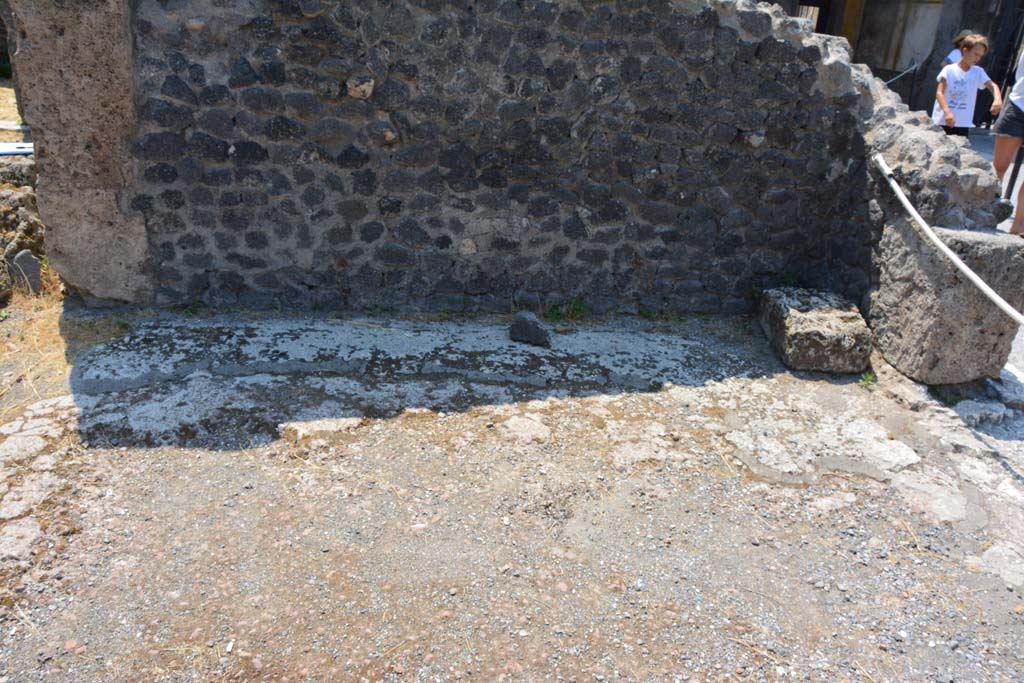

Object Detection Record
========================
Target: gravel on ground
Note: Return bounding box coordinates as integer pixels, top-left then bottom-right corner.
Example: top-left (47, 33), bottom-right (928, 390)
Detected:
top-left (0, 307), bottom-right (1022, 683)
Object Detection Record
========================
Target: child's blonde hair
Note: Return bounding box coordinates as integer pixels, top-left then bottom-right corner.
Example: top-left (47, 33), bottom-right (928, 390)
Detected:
top-left (960, 34), bottom-right (989, 54)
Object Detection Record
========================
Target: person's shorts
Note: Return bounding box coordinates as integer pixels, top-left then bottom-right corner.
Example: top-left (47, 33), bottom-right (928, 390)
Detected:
top-left (993, 100), bottom-right (1024, 138)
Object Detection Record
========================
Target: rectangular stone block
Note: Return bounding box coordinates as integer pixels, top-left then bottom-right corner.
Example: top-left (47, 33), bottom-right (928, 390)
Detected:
top-left (868, 220), bottom-right (1024, 384)
top-left (759, 287), bottom-right (871, 373)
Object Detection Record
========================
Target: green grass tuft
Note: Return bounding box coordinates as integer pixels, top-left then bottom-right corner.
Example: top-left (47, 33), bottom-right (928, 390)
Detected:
top-left (928, 386), bottom-right (962, 407)
top-left (545, 297), bottom-right (588, 322)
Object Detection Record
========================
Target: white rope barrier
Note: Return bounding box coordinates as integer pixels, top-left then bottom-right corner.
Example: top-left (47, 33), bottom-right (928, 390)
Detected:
top-left (872, 153), bottom-right (1024, 327)
top-left (884, 61), bottom-right (917, 86)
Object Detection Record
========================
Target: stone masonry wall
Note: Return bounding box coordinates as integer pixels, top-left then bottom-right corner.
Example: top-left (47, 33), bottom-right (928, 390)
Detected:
top-left (126, 0), bottom-right (868, 312)
top-left (857, 65), bottom-right (1023, 383)
top-left (10, 0), bottom-right (1010, 315)
top-left (860, 69), bottom-right (1009, 233)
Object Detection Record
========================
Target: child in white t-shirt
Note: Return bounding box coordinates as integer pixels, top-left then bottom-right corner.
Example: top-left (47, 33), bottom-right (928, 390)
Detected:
top-left (933, 34), bottom-right (1002, 136)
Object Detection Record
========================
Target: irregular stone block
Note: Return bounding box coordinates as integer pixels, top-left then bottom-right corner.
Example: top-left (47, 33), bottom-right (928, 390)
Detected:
top-left (279, 416), bottom-right (363, 442)
top-left (954, 399), bottom-right (1011, 427)
top-left (986, 367), bottom-right (1024, 410)
top-left (759, 287), bottom-right (871, 373)
top-left (346, 76), bottom-right (374, 99)
top-left (7, 0), bottom-right (150, 303)
top-left (0, 157), bottom-right (36, 187)
top-left (9, 249), bottom-right (42, 294)
top-left (966, 543), bottom-right (1024, 587)
top-left (0, 265), bottom-right (10, 307)
top-left (868, 220), bottom-right (1024, 384)
top-left (509, 311), bottom-right (552, 348)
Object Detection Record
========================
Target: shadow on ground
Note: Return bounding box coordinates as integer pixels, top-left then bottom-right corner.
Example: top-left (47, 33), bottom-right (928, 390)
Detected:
top-left (60, 308), bottom-right (787, 450)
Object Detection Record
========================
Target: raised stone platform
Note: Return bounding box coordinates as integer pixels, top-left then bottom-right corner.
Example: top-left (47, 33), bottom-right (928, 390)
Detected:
top-left (68, 316), bottom-right (759, 446)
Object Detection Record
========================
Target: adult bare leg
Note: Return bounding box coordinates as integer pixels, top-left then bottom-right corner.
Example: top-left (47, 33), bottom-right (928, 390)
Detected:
top-left (993, 136), bottom-right (1024, 234)
top-left (1013, 183), bottom-right (1024, 235)
top-left (993, 135), bottom-right (1023, 182)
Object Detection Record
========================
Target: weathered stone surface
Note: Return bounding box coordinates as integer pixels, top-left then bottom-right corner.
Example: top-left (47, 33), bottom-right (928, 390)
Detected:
top-left (5, 0), bottom-right (150, 302)
top-left (0, 156), bottom-right (36, 187)
top-left (0, 472), bottom-right (56, 520)
top-left (759, 287), bottom-right (871, 373)
top-left (503, 414), bottom-right (551, 443)
top-left (0, 517), bottom-right (40, 562)
top-left (953, 399), bottom-right (1011, 428)
top-left (45, 189), bottom-right (150, 303)
top-left (966, 543), bottom-right (1024, 587)
top-left (0, 262), bottom-right (10, 307)
top-left (0, 434), bottom-right (46, 463)
top-left (986, 367), bottom-right (1024, 411)
top-left (8, 248), bottom-right (41, 294)
top-left (279, 417), bottom-right (363, 442)
top-left (0, 182), bottom-right (44, 264)
top-left (868, 221), bottom-right (1024, 384)
top-left (346, 76), bottom-right (374, 100)
top-left (509, 311), bottom-right (552, 348)
top-left (862, 73), bottom-right (1005, 232)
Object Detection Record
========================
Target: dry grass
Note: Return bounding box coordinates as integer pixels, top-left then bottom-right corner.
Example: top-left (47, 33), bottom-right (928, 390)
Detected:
top-left (0, 267), bottom-right (131, 422)
top-left (0, 130), bottom-right (28, 144)
top-left (0, 78), bottom-right (29, 143)
top-left (0, 79), bottom-right (22, 123)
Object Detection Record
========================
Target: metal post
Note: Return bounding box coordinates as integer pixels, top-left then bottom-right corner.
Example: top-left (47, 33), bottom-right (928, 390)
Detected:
top-left (1006, 147), bottom-right (1024, 201)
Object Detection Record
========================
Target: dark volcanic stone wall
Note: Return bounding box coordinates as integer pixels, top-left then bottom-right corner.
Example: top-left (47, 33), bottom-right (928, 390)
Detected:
top-left (130, 0), bottom-right (867, 312)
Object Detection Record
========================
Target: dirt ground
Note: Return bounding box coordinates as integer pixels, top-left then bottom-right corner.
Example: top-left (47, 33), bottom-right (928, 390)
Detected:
top-left (0, 302), bottom-right (1023, 683)
top-left (0, 78), bottom-right (29, 143)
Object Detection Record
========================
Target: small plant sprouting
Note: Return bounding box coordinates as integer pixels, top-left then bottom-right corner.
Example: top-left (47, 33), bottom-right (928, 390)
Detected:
top-left (182, 301), bottom-right (201, 317)
top-left (929, 386), bottom-right (962, 407)
top-left (639, 308), bottom-right (658, 321)
top-left (545, 297), bottom-right (588, 322)
top-left (545, 305), bottom-right (565, 322)
top-left (858, 370), bottom-right (876, 388)
top-left (0, 309), bottom-right (9, 322)
top-left (564, 297), bottom-right (588, 320)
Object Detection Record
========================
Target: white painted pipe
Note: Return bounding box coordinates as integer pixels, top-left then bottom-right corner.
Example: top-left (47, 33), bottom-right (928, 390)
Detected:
top-left (872, 153), bottom-right (1024, 327)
